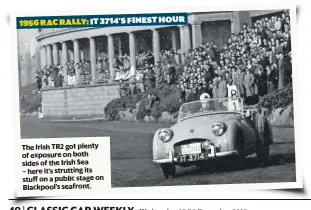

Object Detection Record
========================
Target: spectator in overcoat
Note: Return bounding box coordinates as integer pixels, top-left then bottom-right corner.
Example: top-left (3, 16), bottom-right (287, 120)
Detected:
top-left (243, 68), bottom-right (256, 105)
top-left (218, 75), bottom-right (227, 97)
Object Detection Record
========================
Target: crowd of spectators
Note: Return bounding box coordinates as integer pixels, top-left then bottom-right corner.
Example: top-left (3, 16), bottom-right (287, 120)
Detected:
top-left (34, 60), bottom-right (94, 90)
top-left (112, 49), bottom-right (181, 97)
top-left (96, 57), bottom-right (110, 83)
top-left (178, 10), bottom-right (292, 105)
top-left (34, 10), bottom-right (292, 107)
top-left (34, 65), bottom-right (63, 90)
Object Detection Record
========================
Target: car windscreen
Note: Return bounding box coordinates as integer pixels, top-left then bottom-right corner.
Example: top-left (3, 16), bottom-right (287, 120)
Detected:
top-left (178, 97), bottom-right (243, 120)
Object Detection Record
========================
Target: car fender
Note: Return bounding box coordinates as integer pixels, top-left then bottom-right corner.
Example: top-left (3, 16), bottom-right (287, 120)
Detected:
top-left (152, 129), bottom-right (174, 161)
top-left (226, 120), bottom-right (242, 151)
top-left (152, 129), bottom-right (161, 160)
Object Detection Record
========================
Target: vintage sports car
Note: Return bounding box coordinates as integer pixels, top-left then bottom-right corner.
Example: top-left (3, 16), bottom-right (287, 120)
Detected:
top-left (152, 97), bottom-right (273, 178)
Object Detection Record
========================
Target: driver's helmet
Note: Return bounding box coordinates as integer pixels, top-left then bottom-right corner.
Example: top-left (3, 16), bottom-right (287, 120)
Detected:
top-left (200, 93), bottom-right (211, 100)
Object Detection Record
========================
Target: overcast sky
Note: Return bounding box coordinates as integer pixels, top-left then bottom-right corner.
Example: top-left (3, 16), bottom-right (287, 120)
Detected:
top-left (17, 29), bottom-right (39, 56)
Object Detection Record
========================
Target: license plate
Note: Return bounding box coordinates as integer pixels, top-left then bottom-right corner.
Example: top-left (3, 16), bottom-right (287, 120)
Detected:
top-left (178, 153), bottom-right (206, 163)
top-left (181, 143), bottom-right (201, 155)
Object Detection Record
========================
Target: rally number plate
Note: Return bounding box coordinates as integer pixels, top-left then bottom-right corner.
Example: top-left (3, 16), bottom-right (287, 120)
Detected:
top-left (181, 143), bottom-right (201, 155)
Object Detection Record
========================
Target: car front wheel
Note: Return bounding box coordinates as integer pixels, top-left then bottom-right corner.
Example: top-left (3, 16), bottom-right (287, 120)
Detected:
top-left (160, 163), bottom-right (176, 178)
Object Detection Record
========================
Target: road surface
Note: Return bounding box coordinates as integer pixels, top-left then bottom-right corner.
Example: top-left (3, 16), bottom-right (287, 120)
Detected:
top-left (20, 117), bottom-right (296, 188)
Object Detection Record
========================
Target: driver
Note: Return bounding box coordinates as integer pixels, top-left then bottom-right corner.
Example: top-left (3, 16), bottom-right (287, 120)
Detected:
top-left (199, 93), bottom-right (215, 112)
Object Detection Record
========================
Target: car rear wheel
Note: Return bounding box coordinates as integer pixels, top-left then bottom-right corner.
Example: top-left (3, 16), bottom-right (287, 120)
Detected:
top-left (160, 163), bottom-right (176, 178)
top-left (256, 146), bottom-right (270, 165)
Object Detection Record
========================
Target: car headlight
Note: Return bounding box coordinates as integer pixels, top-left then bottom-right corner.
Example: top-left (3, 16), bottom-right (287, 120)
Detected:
top-left (212, 123), bottom-right (226, 136)
top-left (158, 129), bottom-right (173, 142)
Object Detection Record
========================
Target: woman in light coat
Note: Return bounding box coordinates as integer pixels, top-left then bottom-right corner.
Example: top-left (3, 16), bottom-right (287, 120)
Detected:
top-left (218, 75), bottom-right (227, 98)
top-left (234, 68), bottom-right (245, 98)
top-left (243, 68), bottom-right (256, 105)
top-left (212, 78), bottom-right (219, 99)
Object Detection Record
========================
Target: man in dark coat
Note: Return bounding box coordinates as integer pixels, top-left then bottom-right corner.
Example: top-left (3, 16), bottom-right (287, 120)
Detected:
top-left (168, 64), bottom-right (177, 83)
top-left (254, 68), bottom-right (267, 97)
top-left (283, 40), bottom-right (291, 56)
top-left (36, 75), bottom-right (42, 90)
top-left (188, 88), bottom-right (199, 102)
top-left (266, 65), bottom-right (278, 94)
top-left (283, 55), bottom-right (292, 86)
top-left (146, 50), bottom-right (154, 65)
top-left (205, 66), bottom-right (213, 82)
top-left (208, 46), bottom-right (216, 60)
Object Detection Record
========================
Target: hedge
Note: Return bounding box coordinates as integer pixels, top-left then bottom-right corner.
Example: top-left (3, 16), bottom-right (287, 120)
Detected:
top-left (104, 83), bottom-right (182, 121)
top-left (105, 82), bottom-right (294, 122)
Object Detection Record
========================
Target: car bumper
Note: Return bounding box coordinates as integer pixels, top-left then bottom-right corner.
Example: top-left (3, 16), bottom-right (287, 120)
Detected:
top-left (153, 150), bottom-right (238, 164)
